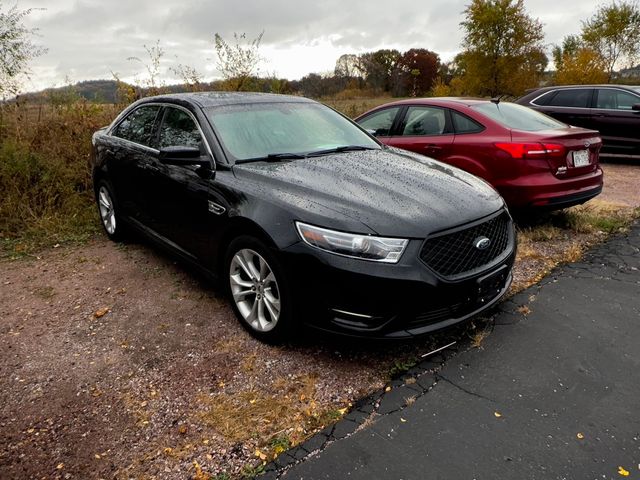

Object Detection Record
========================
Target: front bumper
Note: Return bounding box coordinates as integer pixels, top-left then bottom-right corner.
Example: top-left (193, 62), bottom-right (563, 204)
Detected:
top-left (280, 213), bottom-right (517, 339)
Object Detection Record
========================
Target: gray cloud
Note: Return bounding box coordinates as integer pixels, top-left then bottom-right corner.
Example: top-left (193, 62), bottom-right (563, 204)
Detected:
top-left (21, 0), bottom-right (603, 91)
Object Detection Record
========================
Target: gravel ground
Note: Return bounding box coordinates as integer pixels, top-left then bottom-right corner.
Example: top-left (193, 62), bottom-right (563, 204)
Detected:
top-left (1, 162), bottom-right (638, 479)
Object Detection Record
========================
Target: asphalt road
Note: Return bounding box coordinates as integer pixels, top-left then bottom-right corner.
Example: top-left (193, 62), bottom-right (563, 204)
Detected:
top-left (270, 223), bottom-right (640, 480)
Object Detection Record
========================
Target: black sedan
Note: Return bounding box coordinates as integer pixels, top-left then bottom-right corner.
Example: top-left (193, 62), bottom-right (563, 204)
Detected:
top-left (91, 93), bottom-right (516, 342)
top-left (517, 84), bottom-right (640, 157)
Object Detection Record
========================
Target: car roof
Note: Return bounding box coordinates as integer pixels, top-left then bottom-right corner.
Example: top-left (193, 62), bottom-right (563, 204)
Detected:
top-left (363, 97), bottom-right (495, 110)
top-left (138, 91), bottom-right (315, 108)
top-left (527, 84), bottom-right (640, 93)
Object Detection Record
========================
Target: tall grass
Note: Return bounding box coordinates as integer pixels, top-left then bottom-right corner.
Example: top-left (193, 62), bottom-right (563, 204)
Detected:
top-left (0, 102), bottom-right (120, 255)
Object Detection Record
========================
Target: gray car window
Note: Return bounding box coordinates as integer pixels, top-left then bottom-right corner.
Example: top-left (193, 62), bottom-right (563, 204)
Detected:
top-left (159, 107), bottom-right (202, 149)
top-left (358, 107), bottom-right (400, 136)
top-left (546, 89), bottom-right (592, 108)
top-left (112, 105), bottom-right (161, 147)
top-left (400, 106), bottom-right (447, 136)
top-left (596, 89), bottom-right (640, 110)
top-left (451, 110), bottom-right (484, 134)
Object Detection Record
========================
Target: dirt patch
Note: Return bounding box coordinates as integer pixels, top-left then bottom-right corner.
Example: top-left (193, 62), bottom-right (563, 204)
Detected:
top-left (1, 162), bottom-right (639, 479)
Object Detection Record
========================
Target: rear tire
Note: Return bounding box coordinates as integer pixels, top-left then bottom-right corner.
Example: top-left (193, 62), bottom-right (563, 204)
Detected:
top-left (95, 180), bottom-right (126, 242)
top-left (224, 235), bottom-right (294, 343)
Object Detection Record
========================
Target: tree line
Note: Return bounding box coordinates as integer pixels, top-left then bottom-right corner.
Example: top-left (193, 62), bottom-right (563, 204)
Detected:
top-left (2, 0), bottom-right (640, 103)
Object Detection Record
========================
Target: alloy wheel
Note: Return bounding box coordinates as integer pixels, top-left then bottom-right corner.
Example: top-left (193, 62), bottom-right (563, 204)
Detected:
top-left (229, 248), bottom-right (281, 332)
top-left (98, 186), bottom-right (116, 235)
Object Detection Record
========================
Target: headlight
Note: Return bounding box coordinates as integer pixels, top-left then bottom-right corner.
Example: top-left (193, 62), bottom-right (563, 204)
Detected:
top-left (296, 222), bottom-right (408, 263)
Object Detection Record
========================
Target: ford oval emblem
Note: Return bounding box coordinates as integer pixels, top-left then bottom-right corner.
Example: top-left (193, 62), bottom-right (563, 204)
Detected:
top-left (474, 236), bottom-right (491, 250)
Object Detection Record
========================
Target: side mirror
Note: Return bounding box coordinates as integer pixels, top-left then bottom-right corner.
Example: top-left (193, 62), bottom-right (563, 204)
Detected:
top-left (632, 104), bottom-right (640, 111)
top-left (158, 146), bottom-right (210, 166)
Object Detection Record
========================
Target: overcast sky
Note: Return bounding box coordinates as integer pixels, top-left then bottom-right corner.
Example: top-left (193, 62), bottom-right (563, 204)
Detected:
top-left (20, 0), bottom-right (604, 91)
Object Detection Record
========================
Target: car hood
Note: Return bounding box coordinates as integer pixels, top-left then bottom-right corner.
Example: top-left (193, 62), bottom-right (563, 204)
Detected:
top-left (233, 148), bottom-right (504, 238)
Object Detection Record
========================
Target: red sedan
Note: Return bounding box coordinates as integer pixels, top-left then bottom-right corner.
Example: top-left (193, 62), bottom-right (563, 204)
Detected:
top-left (355, 98), bottom-right (603, 210)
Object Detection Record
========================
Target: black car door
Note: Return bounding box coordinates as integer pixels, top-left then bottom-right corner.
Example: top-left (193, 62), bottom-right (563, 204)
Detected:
top-left (590, 88), bottom-right (640, 155)
top-left (148, 105), bottom-right (223, 260)
top-left (107, 105), bottom-right (162, 223)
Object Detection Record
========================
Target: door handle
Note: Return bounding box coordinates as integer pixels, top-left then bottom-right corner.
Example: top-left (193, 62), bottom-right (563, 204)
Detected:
top-left (425, 144), bottom-right (442, 150)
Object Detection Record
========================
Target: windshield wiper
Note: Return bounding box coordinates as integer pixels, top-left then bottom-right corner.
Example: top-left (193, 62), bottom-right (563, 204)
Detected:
top-left (238, 152), bottom-right (308, 163)
top-left (308, 145), bottom-right (378, 156)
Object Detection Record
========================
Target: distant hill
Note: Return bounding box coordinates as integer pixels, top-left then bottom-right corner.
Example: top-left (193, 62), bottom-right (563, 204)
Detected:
top-left (618, 65), bottom-right (640, 81)
top-left (14, 77), bottom-right (293, 104)
top-left (16, 80), bottom-right (121, 104)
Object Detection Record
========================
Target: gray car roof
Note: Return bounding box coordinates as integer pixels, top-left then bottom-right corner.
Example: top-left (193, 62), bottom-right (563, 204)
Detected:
top-left (139, 91), bottom-right (315, 108)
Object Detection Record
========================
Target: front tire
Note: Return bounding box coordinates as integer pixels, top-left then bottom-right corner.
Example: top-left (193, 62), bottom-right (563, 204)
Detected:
top-left (225, 236), bottom-right (293, 343)
top-left (95, 180), bottom-right (126, 241)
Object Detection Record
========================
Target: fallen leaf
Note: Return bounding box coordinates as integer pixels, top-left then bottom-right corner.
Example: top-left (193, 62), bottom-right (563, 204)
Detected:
top-left (94, 454), bottom-right (101, 459)
top-left (56, 463), bottom-right (64, 470)
top-left (178, 425), bottom-right (187, 435)
top-left (255, 449), bottom-right (267, 461)
top-left (618, 466), bottom-right (629, 476)
top-left (576, 432), bottom-right (584, 439)
top-left (163, 447), bottom-right (173, 455)
top-left (494, 411), bottom-right (502, 418)
top-left (385, 386), bottom-right (392, 392)
top-left (400, 418), bottom-right (407, 423)
top-left (249, 399), bottom-right (256, 404)
top-left (94, 307), bottom-right (110, 318)
top-left (517, 305), bottom-right (531, 316)
top-left (337, 407), bottom-right (348, 415)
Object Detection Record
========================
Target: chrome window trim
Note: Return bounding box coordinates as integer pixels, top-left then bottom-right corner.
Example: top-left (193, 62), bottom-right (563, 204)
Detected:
top-left (530, 86), bottom-right (640, 111)
top-left (530, 87), bottom-right (593, 109)
top-left (107, 102), bottom-right (216, 168)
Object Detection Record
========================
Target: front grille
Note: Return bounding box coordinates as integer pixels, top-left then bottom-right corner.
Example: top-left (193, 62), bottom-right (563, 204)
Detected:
top-left (420, 211), bottom-right (512, 278)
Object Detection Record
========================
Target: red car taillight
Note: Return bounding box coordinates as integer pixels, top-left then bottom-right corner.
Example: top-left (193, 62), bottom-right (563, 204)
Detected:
top-left (495, 143), bottom-right (566, 159)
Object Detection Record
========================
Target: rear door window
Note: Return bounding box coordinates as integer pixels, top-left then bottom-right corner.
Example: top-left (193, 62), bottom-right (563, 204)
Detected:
top-left (545, 89), bottom-right (593, 108)
top-left (399, 106), bottom-right (449, 136)
top-left (595, 89), bottom-right (640, 110)
top-left (112, 105), bottom-right (161, 147)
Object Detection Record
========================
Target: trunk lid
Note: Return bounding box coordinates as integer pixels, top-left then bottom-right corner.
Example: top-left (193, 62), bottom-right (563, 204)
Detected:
top-left (510, 127), bottom-right (602, 178)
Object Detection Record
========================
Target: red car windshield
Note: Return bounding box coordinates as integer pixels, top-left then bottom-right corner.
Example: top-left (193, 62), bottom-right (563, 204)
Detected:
top-left (472, 102), bottom-right (567, 132)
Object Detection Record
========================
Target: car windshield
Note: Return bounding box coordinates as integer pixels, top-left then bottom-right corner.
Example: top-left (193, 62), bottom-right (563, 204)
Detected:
top-left (205, 101), bottom-right (380, 162)
top-left (472, 102), bottom-right (567, 132)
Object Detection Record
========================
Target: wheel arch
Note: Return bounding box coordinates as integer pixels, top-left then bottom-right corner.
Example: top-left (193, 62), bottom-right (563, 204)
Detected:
top-left (215, 216), bottom-right (281, 275)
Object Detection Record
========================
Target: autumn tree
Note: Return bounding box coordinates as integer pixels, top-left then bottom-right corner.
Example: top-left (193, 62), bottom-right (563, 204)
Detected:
top-left (396, 48), bottom-right (440, 97)
top-left (0, 2), bottom-right (46, 98)
top-left (357, 49), bottom-right (401, 92)
top-left (456, 0), bottom-right (547, 97)
top-left (581, 1), bottom-right (640, 81)
top-left (552, 35), bottom-right (608, 85)
top-left (214, 31), bottom-right (264, 91)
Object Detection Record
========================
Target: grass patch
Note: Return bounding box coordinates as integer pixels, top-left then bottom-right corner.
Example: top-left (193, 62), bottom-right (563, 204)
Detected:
top-left (512, 200), bottom-right (640, 292)
top-left (199, 373), bottom-right (345, 456)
